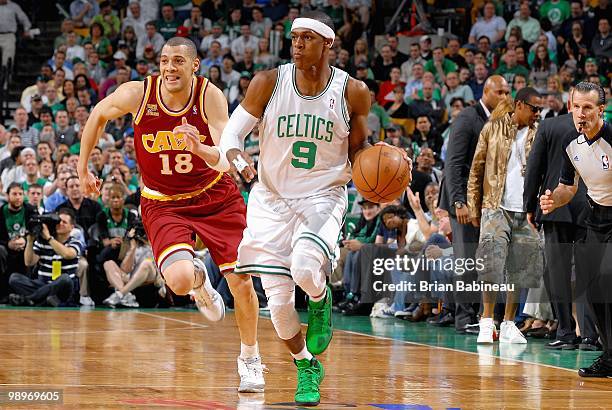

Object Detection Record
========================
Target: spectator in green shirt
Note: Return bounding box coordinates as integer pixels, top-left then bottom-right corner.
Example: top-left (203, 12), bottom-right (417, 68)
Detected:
top-left (92, 1), bottom-right (121, 40)
top-left (157, 3), bottom-right (180, 40)
top-left (424, 47), bottom-right (458, 85)
top-left (539, 0), bottom-right (571, 28)
top-left (495, 49), bottom-right (530, 86)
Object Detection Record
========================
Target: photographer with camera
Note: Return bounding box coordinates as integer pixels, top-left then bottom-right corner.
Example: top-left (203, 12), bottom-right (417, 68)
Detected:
top-left (0, 183), bottom-right (36, 301)
top-left (8, 208), bottom-right (83, 306)
top-left (102, 223), bottom-right (164, 308)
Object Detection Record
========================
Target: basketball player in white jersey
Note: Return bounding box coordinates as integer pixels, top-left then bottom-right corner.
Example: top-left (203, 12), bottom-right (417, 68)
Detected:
top-left (195, 10), bottom-right (408, 406)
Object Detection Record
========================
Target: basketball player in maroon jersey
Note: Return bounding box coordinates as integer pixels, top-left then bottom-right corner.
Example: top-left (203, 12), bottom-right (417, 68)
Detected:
top-left (77, 37), bottom-right (265, 393)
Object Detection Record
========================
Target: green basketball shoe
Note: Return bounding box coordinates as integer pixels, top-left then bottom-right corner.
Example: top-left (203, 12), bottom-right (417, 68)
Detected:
top-left (294, 357), bottom-right (325, 406)
top-left (306, 286), bottom-right (333, 355)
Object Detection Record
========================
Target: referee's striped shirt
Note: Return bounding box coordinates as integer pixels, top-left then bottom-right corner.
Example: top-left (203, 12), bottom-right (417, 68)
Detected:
top-left (33, 236), bottom-right (83, 283)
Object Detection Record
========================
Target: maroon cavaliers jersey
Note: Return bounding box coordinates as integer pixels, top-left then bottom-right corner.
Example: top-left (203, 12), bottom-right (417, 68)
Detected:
top-left (134, 75), bottom-right (221, 198)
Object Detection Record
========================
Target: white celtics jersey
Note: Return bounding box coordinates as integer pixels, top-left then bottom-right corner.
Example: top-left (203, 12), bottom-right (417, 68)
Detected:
top-left (257, 63), bottom-right (351, 198)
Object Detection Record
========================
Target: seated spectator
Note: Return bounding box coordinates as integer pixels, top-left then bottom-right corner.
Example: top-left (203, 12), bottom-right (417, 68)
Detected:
top-left (200, 23), bottom-right (230, 56)
top-left (102, 227), bottom-right (164, 308)
top-left (123, 0), bottom-right (147, 40)
top-left (206, 65), bottom-right (226, 93)
top-left (385, 85), bottom-right (411, 119)
top-left (468, 63), bottom-right (490, 101)
top-left (443, 71), bottom-right (475, 109)
top-left (400, 43), bottom-right (426, 83)
top-left (0, 183), bottom-right (35, 300)
top-left (21, 156), bottom-right (46, 193)
top-left (27, 184), bottom-right (44, 215)
top-left (505, 1), bottom-right (540, 44)
top-left (55, 110), bottom-right (77, 147)
top-left (183, 5), bottom-right (209, 43)
top-left (407, 81), bottom-right (445, 127)
top-left (95, 184), bottom-right (138, 264)
top-left (44, 170), bottom-right (72, 213)
top-left (404, 63), bottom-right (424, 99)
top-left (496, 49), bottom-right (530, 86)
top-left (338, 199), bottom-right (380, 314)
top-left (1, 148), bottom-right (35, 193)
top-left (70, 0), bottom-right (98, 28)
top-left (85, 22), bottom-right (113, 61)
top-left (254, 37), bottom-right (279, 70)
top-left (415, 148), bottom-right (442, 185)
top-left (468, 2), bottom-right (506, 47)
top-left (199, 40), bottom-right (223, 76)
top-left (64, 31), bottom-right (86, 64)
top-left (136, 21), bottom-right (165, 60)
top-left (529, 46), bottom-right (558, 93)
top-left (55, 19), bottom-right (79, 49)
top-left (419, 35), bottom-right (433, 60)
top-left (410, 115), bottom-right (444, 155)
top-left (157, 3), bottom-right (180, 40)
top-left (250, 7), bottom-right (272, 39)
top-left (231, 25), bottom-right (259, 63)
top-left (562, 21), bottom-right (589, 69)
top-left (476, 36), bottom-right (498, 69)
top-left (384, 124), bottom-right (411, 149)
top-left (425, 47), bottom-right (458, 85)
top-left (227, 72), bottom-right (252, 113)
top-left (221, 55), bottom-right (241, 90)
top-left (234, 48), bottom-right (257, 75)
top-left (58, 176), bottom-right (102, 234)
top-left (511, 73), bottom-right (527, 98)
top-left (591, 17), bottom-right (611, 63)
top-left (372, 45), bottom-right (396, 82)
top-left (8, 208), bottom-right (83, 307)
top-left (542, 92), bottom-right (568, 119)
top-left (582, 57), bottom-right (607, 86)
top-left (377, 67), bottom-right (404, 107)
top-left (12, 107), bottom-right (39, 148)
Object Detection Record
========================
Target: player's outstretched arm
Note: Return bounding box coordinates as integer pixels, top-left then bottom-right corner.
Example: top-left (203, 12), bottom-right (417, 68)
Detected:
top-left (346, 78), bottom-right (371, 164)
top-left (77, 81), bottom-right (144, 196)
top-left (220, 69), bottom-right (277, 182)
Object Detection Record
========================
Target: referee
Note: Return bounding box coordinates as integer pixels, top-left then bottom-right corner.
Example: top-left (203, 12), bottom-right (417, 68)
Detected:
top-left (540, 82), bottom-right (612, 377)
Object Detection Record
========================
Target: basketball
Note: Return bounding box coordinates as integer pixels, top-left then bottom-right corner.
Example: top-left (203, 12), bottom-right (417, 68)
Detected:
top-left (352, 145), bottom-right (412, 203)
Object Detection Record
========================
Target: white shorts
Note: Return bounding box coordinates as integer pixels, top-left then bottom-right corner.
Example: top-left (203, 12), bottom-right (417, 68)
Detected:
top-left (234, 183), bottom-right (347, 278)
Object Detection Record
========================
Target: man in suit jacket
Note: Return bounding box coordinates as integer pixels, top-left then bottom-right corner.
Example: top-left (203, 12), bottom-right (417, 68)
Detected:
top-left (542, 92), bottom-right (569, 119)
top-left (438, 75), bottom-right (510, 331)
top-left (524, 112), bottom-right (599, 350)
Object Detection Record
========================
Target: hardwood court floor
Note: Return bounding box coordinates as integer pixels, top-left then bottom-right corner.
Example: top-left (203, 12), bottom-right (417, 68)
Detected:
top-left (0, 308), bottom-right (611, 409)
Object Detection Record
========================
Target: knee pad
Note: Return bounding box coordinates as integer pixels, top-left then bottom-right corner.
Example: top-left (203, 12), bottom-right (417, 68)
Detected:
top-left (262, 275), bottom-right (301, 340)
top-left (291, 239), bottom-right (327, 297)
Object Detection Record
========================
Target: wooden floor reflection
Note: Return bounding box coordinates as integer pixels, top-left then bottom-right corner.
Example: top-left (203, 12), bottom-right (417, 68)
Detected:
top-left (0, 309), bottom-right (611, 409)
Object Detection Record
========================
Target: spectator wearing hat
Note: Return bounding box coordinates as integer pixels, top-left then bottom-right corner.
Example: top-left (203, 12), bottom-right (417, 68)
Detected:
top-left (200, 23), bottom-right (230, 56)
top-left (20, 75), bottom-right (49, 113)
top-left (27, 94), bottom-right (44, 127)
top-left (384, 124), bottom-right (411, 149)
top-left (419, 35), bottom-right (433, 60)
top-left (591, 17), bottom-right (612, 62)
top-left (228, 71), bottom-right (252, 113)
top-left (12, 107), bottom-right (39, 149)
top-left (134, 59), bottom-right (150, 80)
top-left (157, 3), bottom-right (180, 40)
top-left (583, 57), bottom-right (607, 85)
top-left (92, 1), bottom-right (121, 40)
top-left (136, 21), bottom-right (164, 59)
top-left (123, 0), bottom-right (147, 41)
top-left (355, 61), bottom-right (373, 81)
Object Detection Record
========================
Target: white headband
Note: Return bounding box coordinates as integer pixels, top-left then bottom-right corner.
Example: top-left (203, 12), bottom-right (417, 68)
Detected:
top-left (291, 18), bottom-right (335, 43)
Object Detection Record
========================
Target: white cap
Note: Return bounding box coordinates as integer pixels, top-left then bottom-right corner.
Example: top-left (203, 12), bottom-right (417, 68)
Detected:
top-left (113, 50), bottom-right (128, 60)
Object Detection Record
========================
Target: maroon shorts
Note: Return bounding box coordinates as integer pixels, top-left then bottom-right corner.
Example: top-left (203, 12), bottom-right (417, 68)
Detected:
top-left (140, 174), bottom-right (246, 275)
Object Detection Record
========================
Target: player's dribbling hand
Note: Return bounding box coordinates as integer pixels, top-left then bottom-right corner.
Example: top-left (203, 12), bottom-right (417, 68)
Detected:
top-left (78, 169), bottom-right (102, 197)
top-left (226, 148), bottom-right (257, 182)
top-left (539, 189), bottom-right (556, 215)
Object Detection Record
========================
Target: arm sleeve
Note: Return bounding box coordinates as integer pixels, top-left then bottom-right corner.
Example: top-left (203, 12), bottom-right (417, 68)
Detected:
top-left (523, 122), bottom-right (549, 213)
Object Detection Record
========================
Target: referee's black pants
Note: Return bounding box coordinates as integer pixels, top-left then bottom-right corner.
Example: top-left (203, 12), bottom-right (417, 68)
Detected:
top-left (575, 203), bottom-right (612, 359)
top-left (543, 222), bottom-right (598, 341)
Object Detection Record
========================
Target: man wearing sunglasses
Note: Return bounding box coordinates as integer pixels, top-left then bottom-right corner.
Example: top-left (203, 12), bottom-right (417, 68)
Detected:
top-left (467, 87), bottom-right (545, 345)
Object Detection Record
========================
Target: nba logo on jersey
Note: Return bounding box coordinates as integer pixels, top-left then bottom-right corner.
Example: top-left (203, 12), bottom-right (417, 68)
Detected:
top-left (329, 98), bottom-right (335, 110)
top-left (602, 154), bottom-right (609, 170)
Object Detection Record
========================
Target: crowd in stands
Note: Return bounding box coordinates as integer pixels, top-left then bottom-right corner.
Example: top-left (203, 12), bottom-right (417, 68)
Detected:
top-left (0, 0), bottom-right (611, 350)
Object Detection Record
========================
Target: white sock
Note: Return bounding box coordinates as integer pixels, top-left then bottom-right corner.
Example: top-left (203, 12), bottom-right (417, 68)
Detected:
top-left (309, 287), bottom-right (326, 303)
top-left (240, 342), bottom-right (259, 359)
top-left (480, 317), bottom-right (494, 324)
top-left (291, 345), bottom-right (313, 361)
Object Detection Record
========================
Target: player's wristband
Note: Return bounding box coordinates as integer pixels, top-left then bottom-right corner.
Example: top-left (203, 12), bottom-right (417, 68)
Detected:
top-left (232, 154), bottom-right (250, 173)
